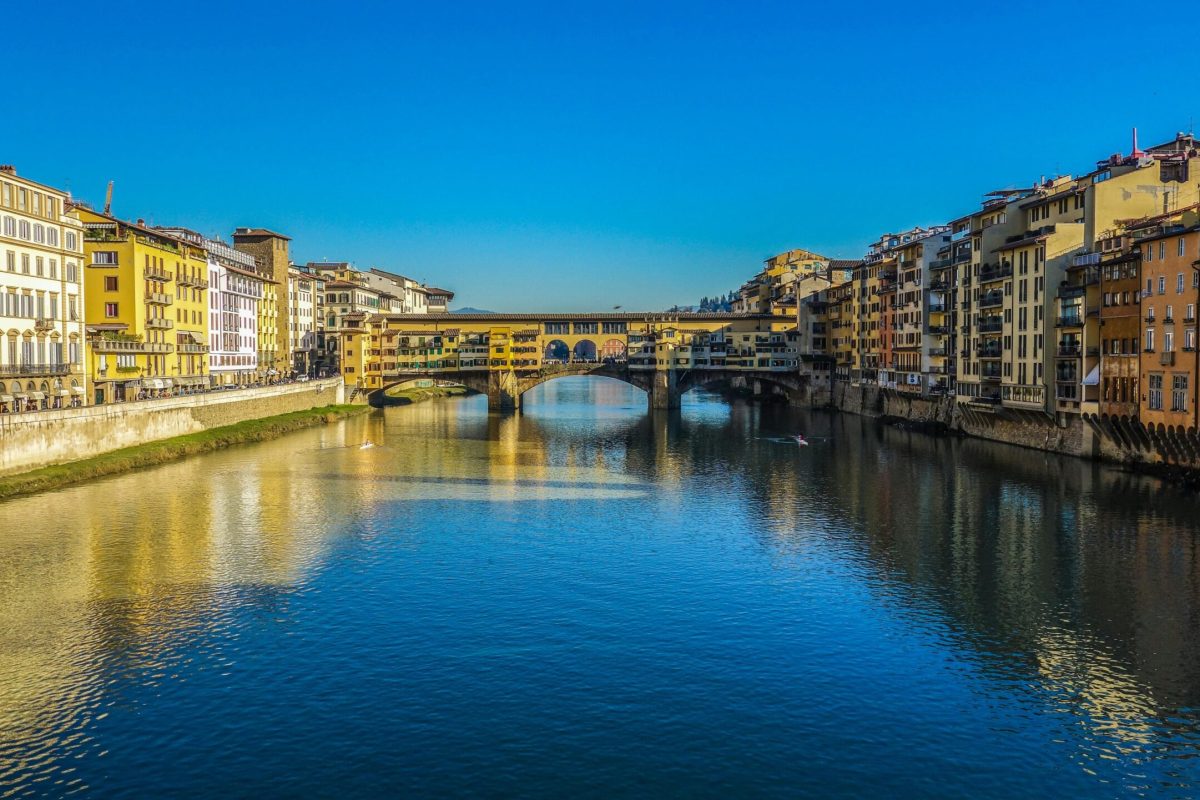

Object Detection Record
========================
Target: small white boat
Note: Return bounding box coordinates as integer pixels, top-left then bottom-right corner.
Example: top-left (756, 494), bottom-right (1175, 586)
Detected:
top-left (360, 441), bottom-right (375, 450)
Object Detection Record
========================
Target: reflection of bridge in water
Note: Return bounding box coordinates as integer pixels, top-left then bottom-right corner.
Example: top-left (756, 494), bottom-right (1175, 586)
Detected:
top-left (340, 312), bottom-right (808, 411)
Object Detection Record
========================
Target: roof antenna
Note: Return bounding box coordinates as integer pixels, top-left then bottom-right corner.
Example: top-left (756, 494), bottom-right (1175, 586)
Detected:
top-left (1130, 127), bottom-right (1146, 160)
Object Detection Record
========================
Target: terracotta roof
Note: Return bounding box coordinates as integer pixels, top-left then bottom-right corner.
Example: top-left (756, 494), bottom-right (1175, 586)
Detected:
top-left (424, 287), bottom-right (455, 296)
top-left (380, 311), bottom-right (768, 322)
top-left (233, 227), bottom-right (291, 240)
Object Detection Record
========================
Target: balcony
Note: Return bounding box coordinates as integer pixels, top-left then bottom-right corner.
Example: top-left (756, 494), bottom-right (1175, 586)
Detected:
top-left (146, 318), bottom-right (174, 330)
top-left (1056, 343), bottom-right (1081, 357)
top-left (0, 363), bottom-right (70, 377)
top-left (146, 292), bottom-right (172, 305)
top-left (979, 263), bottom-right (1013, 283)
top-left (930, 258), bottom-right (952, 270)
top-left (927, 325), bottom-right (950, 335)
top-left (1058, 285), bottom-right (1086, 299)
top-left (1161, 351), bottom-right (1176, 366)
top-left (145, 266), bottom-right (171, 281)
top-left (177, 343), bottom-right (209, 353)
top-left (928, 347), bottom-right (947, 357)
top-left (981, 368), bottom-right (1002, 381)
top-left (1164, 315), bottom-right (1175, 324)
top-left (1072, 252), bottom-right (1101, 268)
top-left (178, 275), bottom-right (210, 289)
top-left (977, 344), bottom-right (1004, 359)
top-left (1056, 315), bottom-right (1083, 328)
top-left (979, 292), bottom-right (1004, 309)
top-left (928, 281), bottom-right (949, 293)
top-left (89, 337), bottom-right (172, 354)
top-left (33, 317), bottom-right (55, 333)
top-left (927, 302), bottom-right (947, 313)
top-left (979, 318), bottom-right (1003, 333)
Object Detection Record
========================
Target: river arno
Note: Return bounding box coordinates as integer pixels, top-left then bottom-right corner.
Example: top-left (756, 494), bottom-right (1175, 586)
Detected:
top-left (1, 377), bottom-right (1199, 798)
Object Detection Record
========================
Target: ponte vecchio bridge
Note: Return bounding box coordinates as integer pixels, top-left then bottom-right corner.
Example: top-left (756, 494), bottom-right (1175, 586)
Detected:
top-left (338, 312), bottom-right (807, 411)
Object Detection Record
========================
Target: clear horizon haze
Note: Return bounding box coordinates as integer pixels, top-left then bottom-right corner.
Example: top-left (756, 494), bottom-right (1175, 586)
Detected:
top-left (7, 0), bottom-right (1198, 311)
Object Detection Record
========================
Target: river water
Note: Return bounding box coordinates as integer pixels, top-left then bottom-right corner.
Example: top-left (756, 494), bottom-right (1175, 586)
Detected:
top-left (2, 377), bottom-right (1199, 798)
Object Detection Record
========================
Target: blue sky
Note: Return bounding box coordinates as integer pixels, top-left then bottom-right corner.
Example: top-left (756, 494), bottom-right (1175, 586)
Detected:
top-left (7, 1), bottom-right (1199, 311)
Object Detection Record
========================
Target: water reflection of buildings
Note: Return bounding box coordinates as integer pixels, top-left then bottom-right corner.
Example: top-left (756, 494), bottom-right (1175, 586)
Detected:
top-left (0, 418), bottom-right (362, 790)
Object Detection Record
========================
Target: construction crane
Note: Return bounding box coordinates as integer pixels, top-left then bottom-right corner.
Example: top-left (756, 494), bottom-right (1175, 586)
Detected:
top-left (103, 181), bottom-right (113, 214)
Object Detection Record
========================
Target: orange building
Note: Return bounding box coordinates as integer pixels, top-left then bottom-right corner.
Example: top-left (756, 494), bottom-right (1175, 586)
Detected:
top-left (1137, 224), bottom-right (1199, 429)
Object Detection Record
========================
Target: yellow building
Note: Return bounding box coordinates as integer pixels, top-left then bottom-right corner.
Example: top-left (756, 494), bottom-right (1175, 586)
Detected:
top-left (258, 279), bottom-right (280, 381)
top-left (79, 209), bottom-right (209, 403)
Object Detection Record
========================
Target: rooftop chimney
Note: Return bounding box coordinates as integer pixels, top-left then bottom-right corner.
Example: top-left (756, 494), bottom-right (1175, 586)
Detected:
top-left (136, 218), bottom-right (145, 225)
top-left (1130, 127), bottom-right (1146, 160)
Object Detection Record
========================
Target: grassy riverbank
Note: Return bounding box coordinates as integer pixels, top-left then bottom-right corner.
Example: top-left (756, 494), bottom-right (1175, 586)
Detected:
top-left (381, 384), bottom-right (474, 405)
top-left (0, 404), bottom-right (370, 502)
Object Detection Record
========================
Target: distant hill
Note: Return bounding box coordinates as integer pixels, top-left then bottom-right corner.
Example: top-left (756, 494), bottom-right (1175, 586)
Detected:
top-left (451, 307), bottom-right (496, 314)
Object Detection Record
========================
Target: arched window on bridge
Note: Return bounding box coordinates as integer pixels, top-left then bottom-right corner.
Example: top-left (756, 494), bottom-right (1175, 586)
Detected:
top-left (544, 340), bottom-right (569, 363)
top-left (601, 339), bottom-right (627, 363)
top-left (572, 340), bottom-right (597, 362)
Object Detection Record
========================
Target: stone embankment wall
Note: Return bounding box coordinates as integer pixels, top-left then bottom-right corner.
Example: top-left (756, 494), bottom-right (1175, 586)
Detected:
top-left (0, 378), bottom-right (345, 476)
top-left (827, 381), bottom-right (1093, 459)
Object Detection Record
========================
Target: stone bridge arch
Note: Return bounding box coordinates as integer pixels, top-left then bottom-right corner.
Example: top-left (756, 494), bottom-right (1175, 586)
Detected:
top-left (367, 367), bottom-right (808, 412)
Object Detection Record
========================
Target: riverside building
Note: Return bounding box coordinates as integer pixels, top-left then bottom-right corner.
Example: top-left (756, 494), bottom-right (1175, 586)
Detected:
top-left (159, 227), bottom-right (265, 388)
top-left (0, 166), bottom-right (87, 411)
top-left (79, 209), bottom-right (209, 403)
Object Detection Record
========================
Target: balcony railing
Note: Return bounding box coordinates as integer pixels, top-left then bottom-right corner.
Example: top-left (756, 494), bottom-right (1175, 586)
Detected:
top-left (89, 338), bottom-right (172, 354)
top-left (177, 343), bottom-right (209, 353)
top-left (979, 318), bottom-right (1003, 333)
top-left (981, 368), bottom-right (1002, 381)
top-left (1056, 344), bottom-right (1081, 357)
top-left (0, 363), bottom-right (70, 377)
top-left (146, 292), bottom-right (172, 305)
top-left (927, 325), bottom-right (951, 335)
top-left (979, 263), bottom-right (1013, 283)
top-left (1056, 315), bottom-right (1083, 328)
top-left (146, 318), bottom-right (174, 330)
top-left (144, 266), bottom-right (171, 281)
top-left (977, 345), bottom-right (1004, 358)
top-left (980, 293), bottom-right (1004, 309)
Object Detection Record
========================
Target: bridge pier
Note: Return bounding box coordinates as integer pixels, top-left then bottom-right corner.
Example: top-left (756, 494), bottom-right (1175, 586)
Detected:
top-left (649, 369), bottom-right (681, 410)
top-left (487, 370), bottom-right (522, 413)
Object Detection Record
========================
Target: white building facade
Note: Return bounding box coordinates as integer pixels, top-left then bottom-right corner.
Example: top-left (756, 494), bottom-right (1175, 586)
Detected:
top-left (0, 166), bottom-right (87, 411)
top-left (207, 241), bottom-right (262, 386)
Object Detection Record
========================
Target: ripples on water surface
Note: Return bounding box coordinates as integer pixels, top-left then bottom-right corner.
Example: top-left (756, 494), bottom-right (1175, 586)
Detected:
top-left (2, 377), bottom-right (1200, 798)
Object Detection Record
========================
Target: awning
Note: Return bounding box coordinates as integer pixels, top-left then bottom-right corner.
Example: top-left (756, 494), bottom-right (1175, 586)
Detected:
top-left (70, 386), bottom-right (85, 395)
top-left (1082, 366), bottom-right (1100, 386)
top-left (29, 392), bottom-right (46, 401)
top-left (0, 395), bottom-right (12, 404)
top-left (161, 379), bottom-right (174, 389)
top-left (11, 393), bottom-right (27, 400)
top-left (146, 379), bottom-right (164, 390)
top-left (54, 389), bottom-right (70, 397)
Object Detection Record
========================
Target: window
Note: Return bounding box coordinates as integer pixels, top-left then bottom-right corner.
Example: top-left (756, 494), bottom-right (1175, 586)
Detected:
top-left (47, 228), bottom-right (58, 247)
top-left (1172, 374), bottom-right (1188, 411)
top-left (92, 251), bottom-right (118, 265)
top-left (104, 276), bottom-right (118, 291)
top-left (17, 220), bottom-right (30, 240)
top-left (104, 302), bottom-right (118, 318)
top-left (1146, 329), bottom-right (1155, 351)
top-left (1180, 238), bottom-right (1187, 257)
top-left (1179, 273), bottom-right (1185, 293)
top-left (1165, 331), bottom-right (1174, 352)
top-left (1159, 276), bottom-right (1167, 294)
top-left (65, 231), bottom-right (76, 250)
top-left (1149, 374), bottom-right (1163, 410)
top-left (1161, 242), bottom-right (1166, 260)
